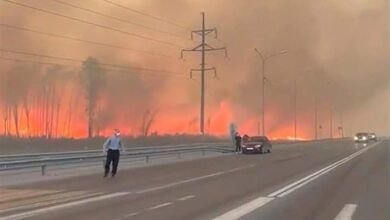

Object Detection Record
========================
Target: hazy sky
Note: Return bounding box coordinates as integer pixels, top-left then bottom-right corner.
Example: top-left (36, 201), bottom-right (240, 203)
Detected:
top-left (0, 0), bottom-right (389, 138)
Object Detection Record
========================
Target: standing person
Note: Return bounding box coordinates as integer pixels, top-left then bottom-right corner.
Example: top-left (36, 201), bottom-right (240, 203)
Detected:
top-left (229, 123), bottom-right (237, 144)
top-left (235, 132), bottom-right (242, 153)
top-left (243, 134), bottom-right (249, 144)
top-left (103, 129), bottom-right (124, 177)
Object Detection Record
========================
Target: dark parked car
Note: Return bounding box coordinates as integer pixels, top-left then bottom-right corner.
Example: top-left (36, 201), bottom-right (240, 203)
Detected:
top-left (354, 132), bottom-right (370, 143)
top-left (242, 136), bottom-right (272, 154)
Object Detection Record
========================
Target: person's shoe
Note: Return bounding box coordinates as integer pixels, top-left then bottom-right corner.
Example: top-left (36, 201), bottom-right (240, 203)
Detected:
top-left (111, 173), bottom-right (116, 178)
top-left (103, 173), bottom-right (108, 178)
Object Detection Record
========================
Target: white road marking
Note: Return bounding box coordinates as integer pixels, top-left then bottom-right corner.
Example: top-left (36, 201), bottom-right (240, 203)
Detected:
top-left (334, 204), bottom-right (357, 220)
top-left (0, 189), bottom-right (59, 203)
top-left (213, 197), bottom-right (274, 220)
top-left (0, 192), bottom-right (130, 220)
top-left (124, 212), bottom-right (140, 218)
top-left (120, 195), bottom-right (196, 219)
top-left (228, 165), bottom-right (254, 172)
top-left (135, 172), bottom-right (223, 194)
top-left (177, 195), bottom-right (196, 201)
top-left (0, 192), bottom-right (102, 214)
top-left (148, 202), bottom-right (172, 210)
top-left (0, 191), bottom-right (88, 210)
top-left (268, 141), bottom-right (381, 198)
top-left (215, 142), bottom-right (380, 219)
top-left (135, 165), bottom-right (255, 194)
top-left (0, 164), bottom-right (254, 220)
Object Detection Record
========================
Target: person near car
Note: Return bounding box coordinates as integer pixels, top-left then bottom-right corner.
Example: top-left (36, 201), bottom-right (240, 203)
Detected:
top-left (235, 132), bottom-right (242, 153)
top-left (243, 134), bottom-right (249, 143)
top-left (103, 129), bottom-right (124, 177)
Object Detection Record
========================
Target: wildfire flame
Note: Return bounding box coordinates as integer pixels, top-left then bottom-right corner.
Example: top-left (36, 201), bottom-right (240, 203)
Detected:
top-left (1, 97), bottom-right (312, 140)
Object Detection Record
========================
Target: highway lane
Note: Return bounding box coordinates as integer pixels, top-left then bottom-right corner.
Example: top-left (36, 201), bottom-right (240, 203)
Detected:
top-left (0, 150), bottom-right (225, 187)
top-left (0, 139), bottom-right (387, 220)
top-left (0, 140), bottom-right (323, 187)
top-left (241, 140), bottom-right (389, 220)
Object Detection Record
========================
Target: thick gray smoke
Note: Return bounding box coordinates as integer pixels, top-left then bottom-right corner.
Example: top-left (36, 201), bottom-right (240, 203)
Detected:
top-left (0, 0), bottom-right (389, 137)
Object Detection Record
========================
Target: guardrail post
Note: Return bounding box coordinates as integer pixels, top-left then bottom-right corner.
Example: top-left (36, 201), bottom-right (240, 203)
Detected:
top-left (146, 155), bottom-right (149, 163)
top-left (177, 152), bottom-right (181, 159)
top-left (202, 149), bottom-right (206, 156)
top-left (41, 164), bottom-right (46, 176)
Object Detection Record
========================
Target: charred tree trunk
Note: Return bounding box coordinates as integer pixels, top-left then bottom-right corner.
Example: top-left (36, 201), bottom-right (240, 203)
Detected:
top-left (54, 86), bottom-right (64, 138)
top-left (81, 57), bottom-right (106, 138)
top-left (12, 103), bottom-right (19, 138)
top-left (87, 89), bottom-right (95, 138)
top-left (39, 92), bottom-right (45, 137)
top-left (67, 87), bottom-right (75, 137)
top-left (32, 95), bottom-right (39, 136)
top-left (145, 111), bottom-right (157, 136)
top-left (7, 104), bottom-right (11, 136)
top-left (2, 105), bottom-right (8, 136)
top-left (37, 92), bottom-right (43, 136)
top-left (141, 111), bottom-right (148, 136)
top-left (23, 96), bottom-right (31, 138)
top-left (44, 86), bottom-right (50, 138)
top-left (55, 97), bottom-right (61, 138)
top-left (48, 86), bottom-right (56, 139)
top-left (141, 110), bottom-right (157, 136)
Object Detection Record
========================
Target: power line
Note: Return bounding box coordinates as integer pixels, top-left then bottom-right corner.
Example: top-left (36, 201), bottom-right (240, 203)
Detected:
top-left (0, 48), bottom-right (183, 75)
top-left (102, 0), bottom-right (191, 31)
top-left (181, 13), bottom-right (227, 135)
top-left (215, 38), bottom-right (228, 46)
top-left (0, 56), bottom-right (188, 79)
top-left (0, 23), bottom-right (173, 58)
top-left (52, 0), bottom-right (189, 41)
top-left (3, 0), bottom-right (184, 48)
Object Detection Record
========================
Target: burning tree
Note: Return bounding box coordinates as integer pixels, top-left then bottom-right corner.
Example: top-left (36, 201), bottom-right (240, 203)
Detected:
top-left (141, 109), bottom-right (157, 136)
top-left (0, 64), bottom-right (37, 137)
top-left (39, 66), bottom-right (69, 139)
top-left (80, 57), bottom-right (106, 138)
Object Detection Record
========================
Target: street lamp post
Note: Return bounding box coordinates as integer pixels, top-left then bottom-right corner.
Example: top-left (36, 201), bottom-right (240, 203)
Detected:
top-left (294, 79), bottom-right (297, 140)
top-left (254, 48), bottom-right (287, 136)
top-left (338, 126), bottom-right (344, 138)
top-left (340, 112), bottom-right (344, 138)
top-left (325, 81), bottom-right (333, 139)
top-left (330, 108), bottom-right (333, 139)
top-left (319, 125), bottom-right (323, 139)
top-left (314, 94), bottom-right (318, 140)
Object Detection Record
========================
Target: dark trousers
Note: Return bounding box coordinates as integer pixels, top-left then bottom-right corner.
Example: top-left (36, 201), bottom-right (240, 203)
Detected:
top-left (105, 149), bottom-right (120, 176)
top-left (235, 143), bottom-right (241, 152)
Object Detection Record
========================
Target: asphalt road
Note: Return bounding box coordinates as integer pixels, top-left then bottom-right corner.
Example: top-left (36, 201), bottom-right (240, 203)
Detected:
top-left (0, 139), bottom-right (388, 220)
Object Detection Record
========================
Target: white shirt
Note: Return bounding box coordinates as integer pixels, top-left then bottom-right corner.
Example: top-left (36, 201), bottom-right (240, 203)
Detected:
top-left (103, 135), bottom-right (123, 151)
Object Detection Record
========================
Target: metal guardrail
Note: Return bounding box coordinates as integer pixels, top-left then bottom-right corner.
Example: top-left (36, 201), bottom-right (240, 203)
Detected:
top-left (0, 142), bottom-right (229, 161)
top-left (0, 145), bottom-right (234, 176)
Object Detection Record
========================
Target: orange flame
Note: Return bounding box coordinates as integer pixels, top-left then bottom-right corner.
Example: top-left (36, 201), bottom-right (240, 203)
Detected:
top-left (1, 99), bottom-right (312, 140)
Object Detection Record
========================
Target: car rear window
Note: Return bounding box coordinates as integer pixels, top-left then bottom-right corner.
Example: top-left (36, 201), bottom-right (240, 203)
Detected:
top-left (356, 133), bottom-right (368, 136)
top-left (247, 137), bottom-right (267, 142)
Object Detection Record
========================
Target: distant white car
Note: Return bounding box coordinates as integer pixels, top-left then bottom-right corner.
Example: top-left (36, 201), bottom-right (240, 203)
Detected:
top-left (354, 133), bottom-right (370, 143)
top-left (368, 133), bottom-right (377, 142)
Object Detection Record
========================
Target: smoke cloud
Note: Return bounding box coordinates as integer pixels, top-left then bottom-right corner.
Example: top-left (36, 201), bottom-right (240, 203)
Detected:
top-left (0, 0), bottom-right (389, 138)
